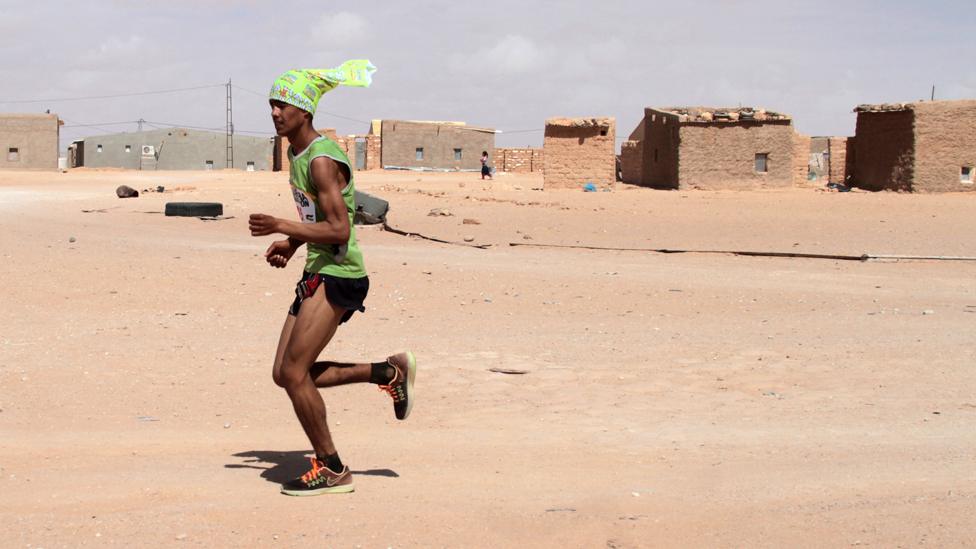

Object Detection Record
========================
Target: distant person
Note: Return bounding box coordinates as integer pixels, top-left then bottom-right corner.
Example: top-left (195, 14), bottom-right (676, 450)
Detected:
top-left (248, 60), bottom-right (417, 496)
top-left (481, 150), bottom-right (493, 180)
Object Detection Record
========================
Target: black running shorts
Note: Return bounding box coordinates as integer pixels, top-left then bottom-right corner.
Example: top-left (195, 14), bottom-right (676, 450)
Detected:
top-left (288, 271), bottom-right (369, 324)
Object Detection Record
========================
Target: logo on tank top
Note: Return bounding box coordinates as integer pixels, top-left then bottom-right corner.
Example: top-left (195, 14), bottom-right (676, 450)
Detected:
top-left (291, 185), bottom-right (317, 222)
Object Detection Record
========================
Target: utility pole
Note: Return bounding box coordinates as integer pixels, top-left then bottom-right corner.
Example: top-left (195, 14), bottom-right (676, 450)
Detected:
top-left (931, 85), bottom-right (935, 101)
top-left (226, 78), bottom-right (234, 169)
top-left (137, 118), bottom-right (145, 132)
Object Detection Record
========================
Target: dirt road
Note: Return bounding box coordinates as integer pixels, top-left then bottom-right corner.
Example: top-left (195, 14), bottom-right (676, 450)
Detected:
top-left (2, 169), bottom-right (974, 547)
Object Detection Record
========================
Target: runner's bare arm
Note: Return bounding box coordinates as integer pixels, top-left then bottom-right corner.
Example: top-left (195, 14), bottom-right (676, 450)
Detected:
top-left (249, 157), bottom-right (351, 244)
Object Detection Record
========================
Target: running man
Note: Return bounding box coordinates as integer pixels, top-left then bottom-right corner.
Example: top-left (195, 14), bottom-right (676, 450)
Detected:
top-left (249, 61), bottom-right (416, 496)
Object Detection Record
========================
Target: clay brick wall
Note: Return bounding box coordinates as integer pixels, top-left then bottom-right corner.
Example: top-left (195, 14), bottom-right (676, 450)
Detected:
top-left (640, 110), bottom-right (680, 188)
top-left (620, 140), bottom-right (642, 184)
top-left (543, 117), bottom-right (616, 190)
top-left (334, 134), bottom-right (356, 170)
top-left (0, 113), bottom-right (59, 171)
top-left (380, 120), bottom-right (494, 170)
top-left (494, 147), bottom-right (543, 172)
top-left (852, 110), bottom-right (915, 191)
top-left (365, 134), bottom-right (381, 170)
top-left (827, 137), bottom-right (851, 184)
top-left (677, 121), bottom-right (795, 189)
top-left (277, 128), bottom-right (354, 175)
top-left (792, 132), bottom-right (812, 185)
top-left (845, 138), bottom-right (856, 184)
top-left (912, 100), bottom-right (976, 193)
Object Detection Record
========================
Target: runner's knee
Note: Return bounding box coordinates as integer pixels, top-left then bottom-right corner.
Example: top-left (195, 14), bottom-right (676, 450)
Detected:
top-left (272, 367), bottom-right (287, 388)
top-left (275, 356), bottom-right (310, 389)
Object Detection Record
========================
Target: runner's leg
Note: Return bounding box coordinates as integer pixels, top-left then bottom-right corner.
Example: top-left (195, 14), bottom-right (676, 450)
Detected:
top-left (276, 287), bottom-right (343, 457)
top-left (309, 360), bottom-right (374, 387)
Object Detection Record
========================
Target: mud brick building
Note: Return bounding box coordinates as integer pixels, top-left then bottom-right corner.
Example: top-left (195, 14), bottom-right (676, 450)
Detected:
top-left (0, 113), bottom-right (60, 171)
top-left (792, 132), bottom-right (812, 185)
top-left (543, 117), bottom-right (616, 189)
top-left (621, 107), bottom-right (798, 189)
top-left (827, 137), bottom-right (854, 184)
top-left (273, 128), bottom-right (382, 174)
top-left (851, 100), bottom-right (976, 192)
top-left (493, 147), bottom-right (543, 173)
top-left (379, 120), bottom-right (494, 171)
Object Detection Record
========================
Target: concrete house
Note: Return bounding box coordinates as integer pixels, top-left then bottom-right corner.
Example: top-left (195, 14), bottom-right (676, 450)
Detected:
top-left (74, 128), bottom-right (274, 171)
top-left (0, 113), bottom-right (60, 171)
top-left (621, 107), bottom-right (800, 189)
top-left (379, 120), bottom-right (495, 171)
top-left (851, 100), bottom-right (976, 192)
top-left (543, 117), bottom-right (616, 190)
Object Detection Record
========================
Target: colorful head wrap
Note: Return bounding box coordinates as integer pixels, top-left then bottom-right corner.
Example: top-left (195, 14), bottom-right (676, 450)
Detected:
top-left (269, 59), bottom-right (377, 114)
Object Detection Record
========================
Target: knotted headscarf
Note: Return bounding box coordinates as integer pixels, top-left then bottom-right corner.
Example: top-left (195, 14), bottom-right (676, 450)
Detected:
top-left (269, 59), bottom-right (376, 114)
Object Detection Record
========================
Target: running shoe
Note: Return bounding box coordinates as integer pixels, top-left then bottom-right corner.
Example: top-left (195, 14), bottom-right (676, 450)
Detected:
top-left (379, 351), bottom-right (416, 420)
top-left (280, 457), bottom-right (354, 496)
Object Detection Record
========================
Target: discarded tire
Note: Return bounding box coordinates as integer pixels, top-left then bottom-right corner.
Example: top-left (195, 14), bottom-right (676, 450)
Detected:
top-left (165, 202), bottom-right (223, 217)
top-left (353, 191), bottom-right (388, 225)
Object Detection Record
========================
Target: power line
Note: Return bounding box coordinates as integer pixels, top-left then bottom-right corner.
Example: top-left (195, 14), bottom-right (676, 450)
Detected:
top-left (0, 84), bottom-right (225, 104)
top-left (61, 120), bottom-right (139, 129)
top-left (233, 85), bottom-right (267, 98)
top-left (59, 117), bottom-right (272, 137)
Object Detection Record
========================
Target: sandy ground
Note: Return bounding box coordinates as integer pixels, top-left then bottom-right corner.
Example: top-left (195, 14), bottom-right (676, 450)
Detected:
top-left (1, 168), bottom-right (975, 548)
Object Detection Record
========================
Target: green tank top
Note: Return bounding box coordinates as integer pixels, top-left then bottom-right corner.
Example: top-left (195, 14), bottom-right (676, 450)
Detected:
top-left (288, 136), bottom-right (367, 278)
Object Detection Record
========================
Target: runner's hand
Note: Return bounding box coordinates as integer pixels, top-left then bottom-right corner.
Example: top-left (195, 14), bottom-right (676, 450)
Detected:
top-left (264, 239), bottom-right (295, 268)
top-left (249, 213), bottom-right (280, 236)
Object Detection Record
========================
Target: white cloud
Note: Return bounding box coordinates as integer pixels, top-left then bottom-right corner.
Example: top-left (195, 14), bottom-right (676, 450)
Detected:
top-left (481, 35), bottom-right (548, 74)
top-left (77, 35), bottom-right (149, 70)
top-left (309, 12), bottom-right (369, 48)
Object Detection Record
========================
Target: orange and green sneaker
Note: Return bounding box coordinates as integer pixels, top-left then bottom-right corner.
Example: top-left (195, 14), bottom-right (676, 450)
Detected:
top-left (280, 457), bottom-right (354, 496)
top-left (379, 351), bottom-right (416, 420)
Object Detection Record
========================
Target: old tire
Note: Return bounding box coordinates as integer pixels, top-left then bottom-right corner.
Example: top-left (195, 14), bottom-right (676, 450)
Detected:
top-left (165, 202), bottom-right (223, 217)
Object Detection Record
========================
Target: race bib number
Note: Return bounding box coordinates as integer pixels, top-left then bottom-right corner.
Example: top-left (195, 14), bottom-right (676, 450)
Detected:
top-left (291, 185), bottom-right (317, 223)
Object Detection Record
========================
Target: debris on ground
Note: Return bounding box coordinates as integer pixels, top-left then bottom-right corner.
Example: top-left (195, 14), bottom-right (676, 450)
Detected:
top-left (116, 185), bottom-right (139, 198)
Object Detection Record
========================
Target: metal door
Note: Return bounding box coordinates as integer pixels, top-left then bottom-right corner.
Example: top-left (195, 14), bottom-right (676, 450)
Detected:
top-left (355, 139), bottom-right (366, 170)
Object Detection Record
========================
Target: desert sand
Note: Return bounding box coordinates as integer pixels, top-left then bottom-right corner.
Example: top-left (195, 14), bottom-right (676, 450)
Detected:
top-left (1, 168), bottom-right (975, 548)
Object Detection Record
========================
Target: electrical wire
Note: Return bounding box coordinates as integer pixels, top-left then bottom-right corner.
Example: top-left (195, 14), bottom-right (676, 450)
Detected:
top-left (0, 84), bottom-right (225, 104)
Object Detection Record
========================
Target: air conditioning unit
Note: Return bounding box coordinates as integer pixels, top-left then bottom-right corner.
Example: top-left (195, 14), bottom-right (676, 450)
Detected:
top-left (142, 145), bottom-right (155, 155)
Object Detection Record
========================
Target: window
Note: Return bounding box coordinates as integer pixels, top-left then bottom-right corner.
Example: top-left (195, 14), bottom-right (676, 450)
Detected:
top-left (962, 166), bottom-right (973, 184)
top-left (97, 144), bottom-right (103, 153)
top-left (755, 153), bottom-right (769, 173)
top-left (246, 161), bottom-right (255, 172)
top-left (124, 145), bottom-right (131, 153)
top-left (205, 160), bottom-right (214, 170)
top-left (453, 148), bottom-right (462, 161)
top-left (415, 147), bottom-right (424, 160)
top-left (7, 147), bottom-right (19, 161)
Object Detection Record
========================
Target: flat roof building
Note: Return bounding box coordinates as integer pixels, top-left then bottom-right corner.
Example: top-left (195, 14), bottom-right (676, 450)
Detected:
top-left (73, 128), bottom-right (274, 171)
top-left (378, 120), bottom-right (495, 171)
top-left (543, 117), bottom-right (616, 190)
top-left (851, 100), bottom-right (976, 192)
top-left (1, 113), bottom-right (60, 171)
top-left (622, 107), bottom-right (799, 189)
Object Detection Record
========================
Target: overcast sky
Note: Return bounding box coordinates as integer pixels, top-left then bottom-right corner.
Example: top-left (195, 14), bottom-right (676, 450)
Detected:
top-left (2, 0), bottom-right (974, 151)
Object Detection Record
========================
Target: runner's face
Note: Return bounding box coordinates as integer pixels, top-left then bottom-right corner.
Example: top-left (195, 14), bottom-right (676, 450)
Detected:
top-left (270, 100), bottom-right (307, 136)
